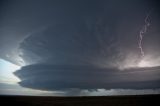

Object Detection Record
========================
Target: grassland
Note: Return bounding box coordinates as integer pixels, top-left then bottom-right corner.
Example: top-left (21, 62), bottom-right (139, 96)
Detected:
top-left (0, 94), bottom-right (159, 106)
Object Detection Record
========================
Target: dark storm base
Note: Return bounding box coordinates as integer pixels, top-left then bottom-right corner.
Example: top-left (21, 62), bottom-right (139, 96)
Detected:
top-left (0, 94), bottom-right (160, 106)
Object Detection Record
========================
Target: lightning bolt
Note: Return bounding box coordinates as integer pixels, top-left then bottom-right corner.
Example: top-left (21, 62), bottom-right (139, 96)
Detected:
top-left (138, 9), bottom-right (153, 58)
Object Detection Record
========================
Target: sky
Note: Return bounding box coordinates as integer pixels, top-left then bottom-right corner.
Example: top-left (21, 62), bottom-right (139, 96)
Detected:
top-left (0, 0), bottom-right (160, 96)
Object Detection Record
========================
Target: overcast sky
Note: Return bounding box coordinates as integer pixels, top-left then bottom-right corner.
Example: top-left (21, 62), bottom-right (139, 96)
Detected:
top-left (0, 0), bottom-right (160, 96)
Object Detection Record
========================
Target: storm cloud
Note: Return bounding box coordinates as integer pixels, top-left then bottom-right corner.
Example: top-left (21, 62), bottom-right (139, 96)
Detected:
top-left (1, 0), bottom-right (160, 95)
top-left (14, 64), bottom-right (160, 91)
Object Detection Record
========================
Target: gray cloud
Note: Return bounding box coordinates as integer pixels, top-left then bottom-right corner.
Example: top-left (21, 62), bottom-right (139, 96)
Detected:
top-left (0, 83), bottom-right (64, 96)
top-left (1, 0), bottom-right (160, 95)
top-left (0, 0), bottom-right (160, 67)
top-left (18, 14), bottom-right (123, 67)
top-left (12, 0), bottom-right (160, 93)
top-left (14, 64), bottom-right (160, 91)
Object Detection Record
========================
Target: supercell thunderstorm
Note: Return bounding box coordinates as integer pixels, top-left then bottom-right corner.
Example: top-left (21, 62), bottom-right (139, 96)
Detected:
top-left (1, 0), bottom-right (160, 93)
